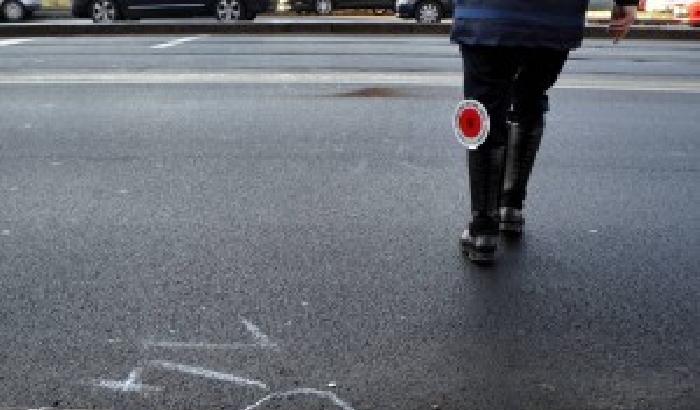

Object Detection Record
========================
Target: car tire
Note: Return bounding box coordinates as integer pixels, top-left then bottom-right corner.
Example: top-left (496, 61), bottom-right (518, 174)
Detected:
top-left (2, 0), bottom-right (26, 22)
top-left (92, 0), bottom-right (119, 23)
top-left (216, 0), bottom-right (246, 21)
top-left (315, 0), bottom-right (332, 15)
top-left (415, 0), bottom-right (441, 23)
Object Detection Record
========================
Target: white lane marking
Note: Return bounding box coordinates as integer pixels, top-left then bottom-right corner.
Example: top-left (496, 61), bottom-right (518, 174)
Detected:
top-left (241, 388), bottom-right (355, 410)
top-left (241, 318), bottom-right (277, 349)
top-left (151, 36), bottom-right (201, 49)
top-left (91, 367), bottom-right (163, 393)
top-left (1, 72), bottom-right (699, 93)
top-left (149, 360), bottom-right (268, 390)
top-left (1, 230), bottom-right (10, 236)
top-left (0, 39), bottom-right (32, 47)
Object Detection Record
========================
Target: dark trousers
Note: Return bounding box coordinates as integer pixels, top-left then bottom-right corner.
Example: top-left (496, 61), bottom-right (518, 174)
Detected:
top-left (460, 45), bottom-right (569, 233)
top-left (461, 45), bottom-right (569, 147)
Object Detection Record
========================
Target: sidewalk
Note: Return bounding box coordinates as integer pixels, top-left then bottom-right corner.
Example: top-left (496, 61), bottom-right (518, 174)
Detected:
top-left (587, 9), bottom-right (687, 25)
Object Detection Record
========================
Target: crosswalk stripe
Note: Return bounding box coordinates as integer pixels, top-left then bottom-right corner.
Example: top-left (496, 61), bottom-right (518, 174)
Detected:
top-left (0, 71), bottom-right (699, 93)
top-left (151, 36), bottom-right (201, 49)
top-left (0, 39), bottom-right (32, 47)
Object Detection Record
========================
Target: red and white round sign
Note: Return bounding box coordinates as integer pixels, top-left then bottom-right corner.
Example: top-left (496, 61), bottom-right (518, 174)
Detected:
top-left (453, 100), bottom-right (490, 150)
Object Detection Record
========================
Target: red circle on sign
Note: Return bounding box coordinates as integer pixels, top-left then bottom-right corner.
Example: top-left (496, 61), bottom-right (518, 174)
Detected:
top-left (459, 107), bottom-right (482, 139)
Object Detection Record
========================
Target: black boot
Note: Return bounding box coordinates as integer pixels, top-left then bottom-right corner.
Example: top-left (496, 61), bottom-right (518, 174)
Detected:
top-left (461, 146), bottom-right (505, 264)
top-left (500, 114), bottom-right (544, 236)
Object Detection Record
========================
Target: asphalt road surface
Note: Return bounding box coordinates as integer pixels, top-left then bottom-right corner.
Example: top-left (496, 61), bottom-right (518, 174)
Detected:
top-left (1, 36), bottom-right (699, 410)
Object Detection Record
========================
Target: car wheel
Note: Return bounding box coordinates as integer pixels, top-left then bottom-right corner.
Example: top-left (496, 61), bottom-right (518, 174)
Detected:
top-left (2, 0), bottom-right (26, 22)
top-left (92, 0), bottom-right (118, 23)
top-left (216, 0), bottom-right (245, 21)
top-left (315, 0), bottom-right (332, 15)
top-left (415, 0), bottom-right (440, 23)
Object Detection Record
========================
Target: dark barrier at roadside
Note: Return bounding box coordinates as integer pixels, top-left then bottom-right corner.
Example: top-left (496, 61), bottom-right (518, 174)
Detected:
top-left (1, 23), bottom-right (699, 39)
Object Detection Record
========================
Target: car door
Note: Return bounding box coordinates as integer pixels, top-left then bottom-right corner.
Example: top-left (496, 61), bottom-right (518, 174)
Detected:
top-left (124, 0), bottom-right (206, 16)
top-left (354, 0), bottom-right (392, 10)
top-left (334, 0), bottom-right (362, 10)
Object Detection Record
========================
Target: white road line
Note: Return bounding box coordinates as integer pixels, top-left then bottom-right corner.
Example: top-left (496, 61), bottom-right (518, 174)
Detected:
top-left (151, 36), bottom-right (201, 49)
top-left (1, 72), bottom-right (698, 93)
top-left (0, 39), bottom-right (32, 47)
top-left (149, 360), bottom-right (269, 390)
top-left (241, 388), bottom-right (355, 410)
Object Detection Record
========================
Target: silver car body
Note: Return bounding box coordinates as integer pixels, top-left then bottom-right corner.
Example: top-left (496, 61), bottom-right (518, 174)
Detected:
top-left (1, 0), bottom-right (42, 16)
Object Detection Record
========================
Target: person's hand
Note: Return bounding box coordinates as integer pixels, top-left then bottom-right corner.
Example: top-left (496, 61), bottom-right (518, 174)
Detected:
top-left (609, 5), bottom-right (638, 43)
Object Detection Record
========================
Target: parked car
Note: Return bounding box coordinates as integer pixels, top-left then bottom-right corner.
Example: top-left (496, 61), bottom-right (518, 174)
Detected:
top-left (1, 0), bottom-right (40, 21)
top-left (72, 0), bottom-right (269, 22)
top-left (689, 0), bottom-right (700, 25)
top-left (395, 0), bottom-right (452, 23)
top-left (290, 0), bottom-right (394, 15)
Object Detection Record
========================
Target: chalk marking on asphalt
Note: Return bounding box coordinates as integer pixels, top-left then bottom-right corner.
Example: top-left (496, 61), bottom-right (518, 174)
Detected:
top-left (149, 360), bottom-right (269, 390)
top-left (240, 388), bottom-right (355, 410)
top-left (1, 72), bottom-right (699, 93)
top-left (88, 327), bottom-right (355, 410)
top-left (143, 340), bottom-right (270, 350)
top-left (90, 366), bottom-right (163, 393)
top-left (151, 36), bottom-right (201, 49)
top-left (143, 317), bottom-right (278, 351)
top-left (0, 39), bottom-right (32, 47)
top-left (241, 317), bottom-right (278, 349)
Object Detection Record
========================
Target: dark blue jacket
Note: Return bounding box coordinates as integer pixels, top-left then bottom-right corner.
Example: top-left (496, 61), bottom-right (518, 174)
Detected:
top-left (451, 0), bottom-right (637, 49)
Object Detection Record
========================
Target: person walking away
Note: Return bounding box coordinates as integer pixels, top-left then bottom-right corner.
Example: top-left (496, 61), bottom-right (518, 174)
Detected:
top-left (452, 0), bottom-right (638, 264)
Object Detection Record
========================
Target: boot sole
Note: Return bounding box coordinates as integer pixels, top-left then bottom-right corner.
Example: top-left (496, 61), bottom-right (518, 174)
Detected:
top-left (461, 241), bottom-right (496, 264)
top-left (499, 221), bottom-right (523, 235)
top-left (467, 248), bottom-right (496, 264)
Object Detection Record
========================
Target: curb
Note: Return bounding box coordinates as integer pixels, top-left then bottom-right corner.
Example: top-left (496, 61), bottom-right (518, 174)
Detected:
top-left (0, 23), bottom-right (698, 39)
top-left (585, 25), bottom-right (700, 40)
top-left (0, 22), bottom-right (447, 36)
top-left (587, 18), bottom-right (684, 25)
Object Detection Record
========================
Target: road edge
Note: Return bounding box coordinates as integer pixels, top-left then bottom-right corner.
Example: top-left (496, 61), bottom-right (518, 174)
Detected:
top-left (0, 23), bottom-right (699, 39)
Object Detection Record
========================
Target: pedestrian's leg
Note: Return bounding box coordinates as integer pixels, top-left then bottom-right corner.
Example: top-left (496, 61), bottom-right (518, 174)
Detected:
top-left (500, 48), bottom-right (570, 235)
top-left (459, 45), bottom-right (517, 263)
